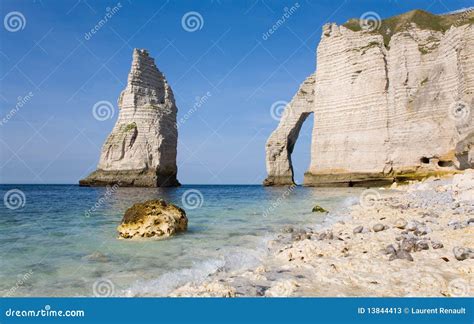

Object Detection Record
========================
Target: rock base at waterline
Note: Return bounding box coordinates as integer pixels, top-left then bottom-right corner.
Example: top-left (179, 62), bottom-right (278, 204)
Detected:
top-left (79, 169), bottom-right (180, 187)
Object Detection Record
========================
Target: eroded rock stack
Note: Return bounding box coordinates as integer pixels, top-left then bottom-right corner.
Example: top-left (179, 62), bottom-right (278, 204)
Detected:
top-left (80, 49), bottom-right (180, 187)
top-left (265, 10), bottom-right (474, 186)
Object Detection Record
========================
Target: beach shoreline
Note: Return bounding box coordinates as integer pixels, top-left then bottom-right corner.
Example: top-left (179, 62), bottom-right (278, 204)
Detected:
top-left (170, 171), bottom-right (474, 297)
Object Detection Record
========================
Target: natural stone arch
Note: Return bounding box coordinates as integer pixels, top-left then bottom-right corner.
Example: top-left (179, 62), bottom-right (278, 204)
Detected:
top-left (263, 74), bottom-right (315, 186)
top-left (265, 15), bottom-right (474, 187)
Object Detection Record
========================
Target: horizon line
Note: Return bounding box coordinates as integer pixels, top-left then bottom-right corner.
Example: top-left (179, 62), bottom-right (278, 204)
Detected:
top-left (0, 183), bottom-right (305, 186)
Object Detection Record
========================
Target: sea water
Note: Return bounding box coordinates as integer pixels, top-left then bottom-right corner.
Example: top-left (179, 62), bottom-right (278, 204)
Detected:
top-left (0, 184), bottom-right (363, 296)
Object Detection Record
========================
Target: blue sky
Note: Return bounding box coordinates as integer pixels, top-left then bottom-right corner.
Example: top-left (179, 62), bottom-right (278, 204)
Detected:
top-left (0, 0), bottom-right (472, 184)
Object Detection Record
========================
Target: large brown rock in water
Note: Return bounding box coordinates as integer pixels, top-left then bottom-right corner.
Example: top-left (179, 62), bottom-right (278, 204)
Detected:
top-left (117, 200), bottom-right (187, 239)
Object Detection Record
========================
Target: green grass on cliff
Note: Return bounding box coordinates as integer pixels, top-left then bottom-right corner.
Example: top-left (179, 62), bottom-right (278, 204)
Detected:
top-left (343, 9), bottom-right (474, 47)
top-left (122, 122), bottom-right (137, 132)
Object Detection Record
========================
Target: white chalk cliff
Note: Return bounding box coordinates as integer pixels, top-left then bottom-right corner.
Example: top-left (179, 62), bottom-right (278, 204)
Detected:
top-left (264, 10), bottom-right (474, 186)
top-left (80, 49), bottom-right (179, 187)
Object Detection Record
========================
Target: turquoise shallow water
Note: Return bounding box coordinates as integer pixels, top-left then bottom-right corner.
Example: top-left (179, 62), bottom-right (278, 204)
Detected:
top-left (0, 184), bottom-right (363, 296)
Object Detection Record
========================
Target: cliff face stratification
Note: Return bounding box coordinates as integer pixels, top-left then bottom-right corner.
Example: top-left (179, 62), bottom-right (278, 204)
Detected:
top-left (80, 49), bottom-right (179, 187)
top-left (265, 10), bottom-right (474, 186)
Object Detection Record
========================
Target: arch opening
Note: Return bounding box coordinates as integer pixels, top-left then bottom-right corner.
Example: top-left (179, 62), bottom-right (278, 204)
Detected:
top-left (287, 112), bottom-right (313, 185)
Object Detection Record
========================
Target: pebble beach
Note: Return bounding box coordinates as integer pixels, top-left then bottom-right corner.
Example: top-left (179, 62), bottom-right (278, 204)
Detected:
top-left (170, 171), bottom-right (474, 297)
